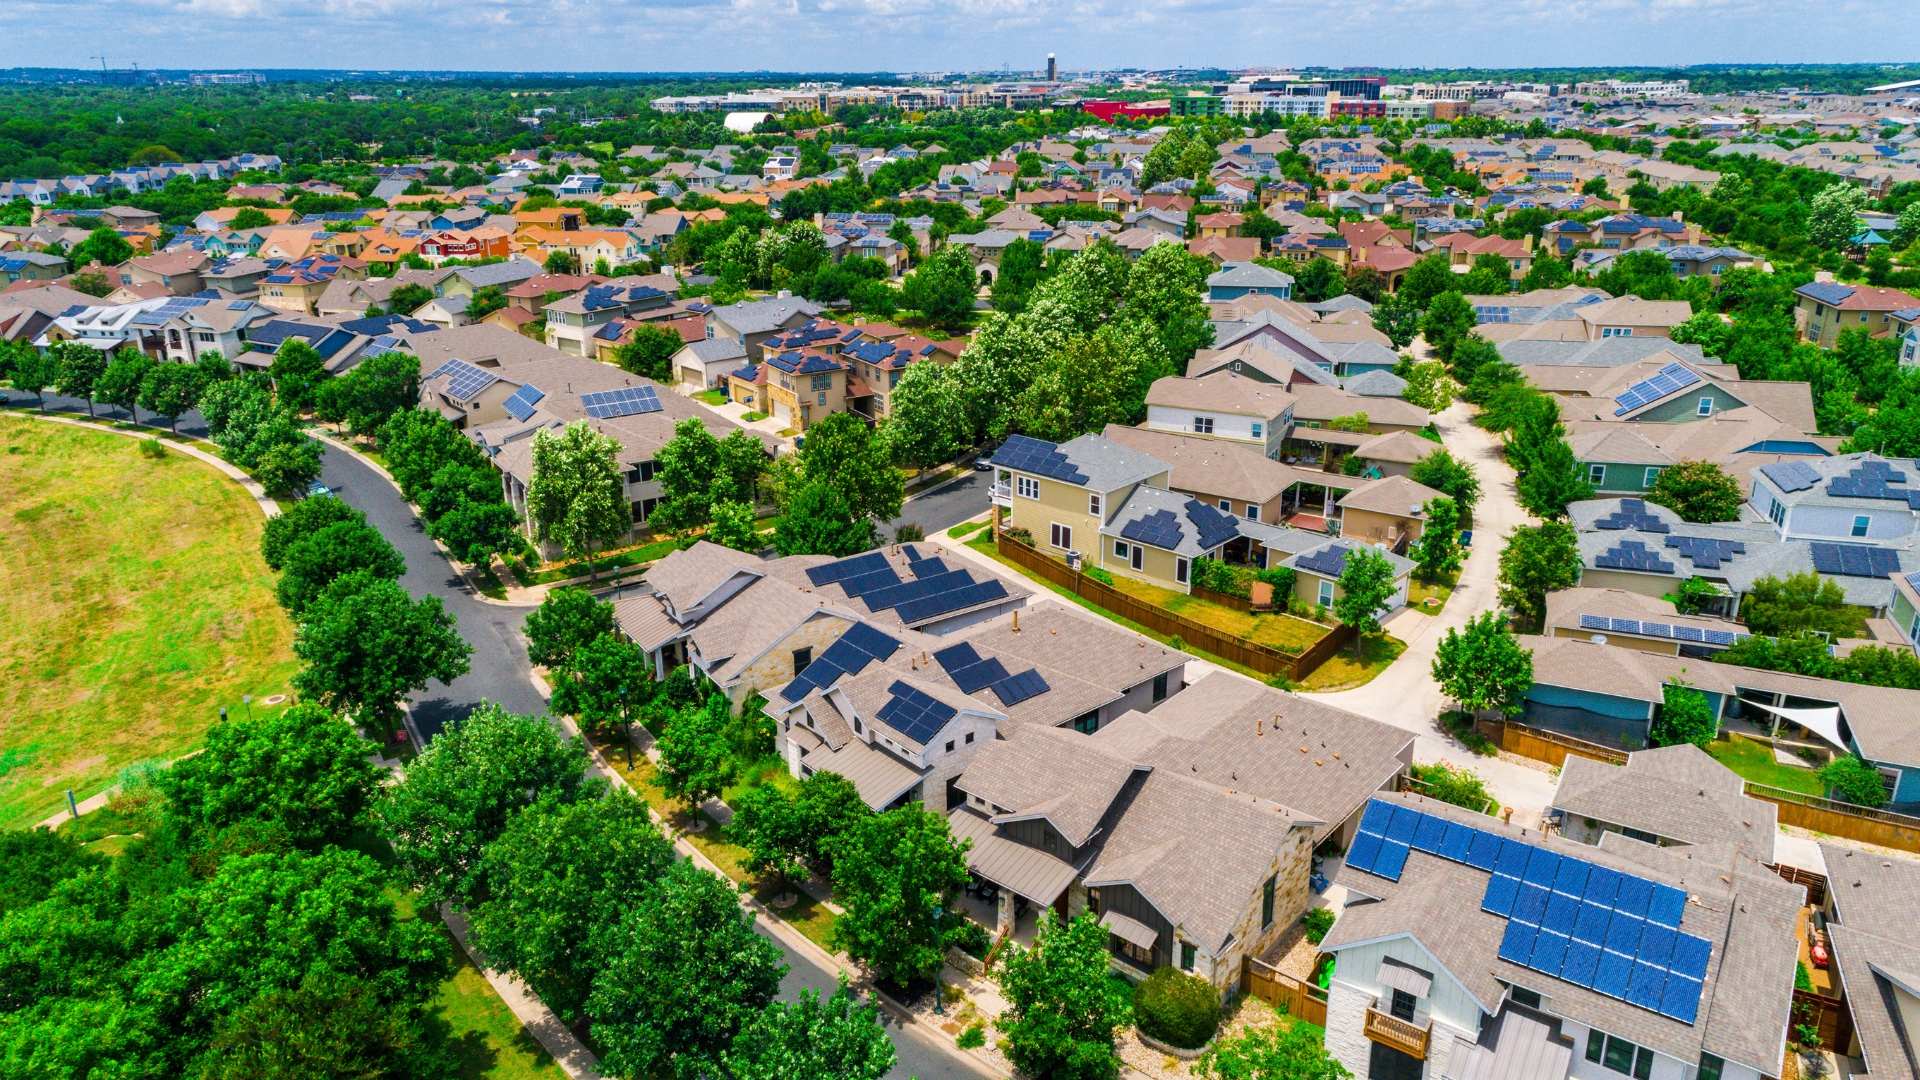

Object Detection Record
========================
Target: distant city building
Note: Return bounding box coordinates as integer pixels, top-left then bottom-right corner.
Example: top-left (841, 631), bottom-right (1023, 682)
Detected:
top-left (190, 73), bottom-right (267, 86)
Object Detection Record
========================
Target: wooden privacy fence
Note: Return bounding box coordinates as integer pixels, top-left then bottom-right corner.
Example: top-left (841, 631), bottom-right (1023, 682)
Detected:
top-left (1770, 863), bottom-right (1828, 906)
top-left (994, 532), bottom-right (1348, 682)
top-left (1242, 957), bottom-right (1328, 1026)
top-left (1476, 717), bottom-right (1629, 768)
top-left (1745, 782), bottom-right (1920, 855)
top-left (1791, 988), bottom-right (1853, 1053)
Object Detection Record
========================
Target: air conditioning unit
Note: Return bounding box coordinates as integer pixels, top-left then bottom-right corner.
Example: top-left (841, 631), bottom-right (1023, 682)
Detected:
top-left (1065, 550), bottom-right (1083, 570)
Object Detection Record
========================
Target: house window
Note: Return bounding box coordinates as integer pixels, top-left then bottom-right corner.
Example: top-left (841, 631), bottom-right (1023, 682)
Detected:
top-left (1318, 580), bottom-right (1335, 606)
top-left (1180, 942), bottom-right (1197, 971)
top-left (965, 732), bottom-right (974, 744)
top-left (1130, 545), bottom-right (1144, 571)
top-left (1644, 467), bottom-right (1661, 489)
top-left (1049, 523), bottom-right (1073, 550)
top-left (1114, 540), bottom-right (1129, 560)
top-left (1072, 711), bottom-right (1099, 734)
top-left (1587, 463), bottom-right (1606, 486)
top-left (1251, 422), bottom-right (1263, 439)
top-left (1016, 476), bottom-right (1040, 499)
top-left (1696, 396), bottom-right (1713, 416)
top-left (1510, 986), bottom-right (1542, 1009)
top-left (792, 647), bottom-right (812, 675)
top-left (1586, 1030), bottom-right (1653, 1080)
top-left (1089, 493), bottom-right (1102, 517)
top-left (1218, 498), bottom-right (1232, 512)
top-left (1261, 876), bottom-right (1275, 926)
top-left (1043, 831), bottom-right (1057, 852)
top-left (1601, 327), bottom-right (1633, 338)
top-left (1389, 988), bottom-right (1417, 1021)
top-left (1769, 498), bottom-right (1786, 527)
top-left (1175, 557), bottom-right (1189, 584)
top-left (1086, 887), bottom-right (1101, 915)
top-left (817, 393), bottom-right (827, 406)
top-left (1119, 938), bottom-right (1154, 966)
top-left (945, 740), bottom-right (954, 752)
top-left (1193, 415), bottom-right (1215, 434)
top-left (1698, 1054), bottom-right (1725, 1080)
top-left (1853, 515), bottom-right (1871, 538)
top-left (1152, 672), bottom-right (1169, 701)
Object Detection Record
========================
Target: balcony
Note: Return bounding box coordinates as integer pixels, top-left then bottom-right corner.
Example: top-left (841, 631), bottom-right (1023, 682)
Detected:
top-left (1364, 1003), bottom-right (1430, 1060)
top-left (990, 482), bottom-right (1013, 507)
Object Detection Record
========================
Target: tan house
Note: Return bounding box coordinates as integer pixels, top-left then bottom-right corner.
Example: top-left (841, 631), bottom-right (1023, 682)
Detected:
top-left (1347, 430), bottom-right (1441, 478)
top-left (1542, 587), bottom-right (1747, 657)
top-left (1795, 280), bottom-right (1920, 347)
top-left (759, 346), bottom-right (849, 432)
top-left (1280, 536), bottom-right (1415, 616)
top-left (1332, 474), bottom-right (1446, 549)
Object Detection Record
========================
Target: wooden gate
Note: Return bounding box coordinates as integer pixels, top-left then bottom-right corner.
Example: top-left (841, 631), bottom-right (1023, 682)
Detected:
top-left (1242, 957), bottom-right (1328, 1026)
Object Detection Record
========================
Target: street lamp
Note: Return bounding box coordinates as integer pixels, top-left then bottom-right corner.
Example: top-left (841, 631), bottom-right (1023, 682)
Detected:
top-left (931, 893), bottom-right (945, 1015)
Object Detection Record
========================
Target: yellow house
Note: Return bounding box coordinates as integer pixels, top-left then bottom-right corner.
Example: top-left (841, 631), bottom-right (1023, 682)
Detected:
top-left (1280, 537), bottom-right (1414, 615)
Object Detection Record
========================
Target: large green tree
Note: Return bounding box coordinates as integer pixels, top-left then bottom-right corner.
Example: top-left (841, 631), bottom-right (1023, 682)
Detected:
top-left (528, 421), bottom-right (631, 580)
top-left (1127, 242), bottom-right (1215, 363)
top-left (1431, 610), bottom-right (1534, 718)
top-left (269, 339), bottom-right (329, 414)
top-left (374, 701), bottom-right (595, 903)
top-left (523, 586), bottom-right (615, 668)
top-left (137, 360), bottom-right (204, 431)
top-left (772, 481), bottom-right (881, 557)
top-left (550, 635), bottom-right (654, 735)
top-left (314, 349), bottom-right (420, 437)
top-left (291, 572), bottom-right (472, 734)
top-left (1012, 320), bottom-right (1168, 444)
top-left (274, 518), bottom-right (406, 615)
top-left (785, 410), bottom-right (904, 522)
top-left (900, 245), bottom-right (978, 327)
top-left (1421, 292), bottom-right (1479, 364)
top-left (1496, 521), bottom-right (1583, 630)
top-left (882, 361), bottom-right (973, 467)
top-left (52, 341), bottom-right (109, 417)
top-left (1651, 679), bottom-right (1717, 749)
top-left (726, 977), bottom-right (897, 1080)
top-left (830, 802), bottom-right (971, 985)
top-left (95, 348), bottom-right (154, 419)
top-left (261, 494), bottom-right (364, 570)
top-left (1742, 571), bottom-right (1857, 638)
top-left (1410, 497), bottom-right (1463, 580)
top-left (1333, 546), bottom-right (1398, 663)
top-left (1647, 459), bottom-right (1744, 523)
top-left (997, 912), bottom-right (1130, 1080)
top-left (656, 693), bottom-right (737, 808)
top-left (611, 323), bottom-right (688, 383)
top-left (158, 704), bottom-right (380, 847)
top-left (1410, 447), bottom-right (1481, 507)
top-left (588, 861), bottom-right (786, 1080)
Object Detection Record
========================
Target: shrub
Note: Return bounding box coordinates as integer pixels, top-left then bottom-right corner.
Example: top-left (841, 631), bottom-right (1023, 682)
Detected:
top-left (945, 917), bottom-right (991, 959)
top-left (1084, 566), bottom-right (1114, 585)
top-left (1820, 755), bottom-right (1889, 808)
top-left (1133, 967), bottom-right (1220, 1050)
top-left (893, 522), bottom-right (925, 543)
top-left (138, 437), bottom-right (166, 459)
top-left (1410, 761), bottom-right (1496, 814)
top-left (1002, 526), bottom-right (1034, 546)
top-left (956, 1024), bottom-right (986, 1049)
top-left (1301, 907), bottom-right (1336, 944)
top-left (1438, 711), bottom-right (1497, 757)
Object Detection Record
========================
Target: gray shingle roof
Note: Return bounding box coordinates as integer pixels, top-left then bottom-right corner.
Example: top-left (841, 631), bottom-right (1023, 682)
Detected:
top-left (1048, 433), bottom-right (1171, 493)
top-left (711, 295), bottom-right (824, 335)
top-left (1550, 744), bottom-right (1777, 857)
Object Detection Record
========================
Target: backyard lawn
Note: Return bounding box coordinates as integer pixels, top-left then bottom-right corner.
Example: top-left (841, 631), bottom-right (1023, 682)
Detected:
top-left (1099, 573), bottom-right (1330, 653)
top-left (0, 418), bottom-right (301, 828)
top-left (1707, 733), bottom-right (1826, 797)
top-left (1298, 634), bottom-right (1406, 691)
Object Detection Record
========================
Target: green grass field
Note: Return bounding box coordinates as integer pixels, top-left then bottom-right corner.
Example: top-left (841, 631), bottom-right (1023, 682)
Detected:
top-left (0, 418), bottom-right (301, 828)
top-left (1707, 733), bottom-right (1826, 797)
top-left (431, 925), bottom-right (564, 1080)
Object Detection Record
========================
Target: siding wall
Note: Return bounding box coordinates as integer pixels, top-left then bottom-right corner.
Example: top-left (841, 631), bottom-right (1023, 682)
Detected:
top-left (1582, 461), bottom-right (1664, 494)
top-left (1576, 568), bottom-right (1674, 598)
top-left (1341, 506), bottom-right (1426, 547)
top-left (1787, 504), bottom-right (1917, 544)
top-left (1548, 625), bottom-right (1681, 656)
top-left (1635, 385), bottom-right (1745, 423)
top-left (1292, 569), bottom-right (1411, 616)
top-left (1144, 405), bottom-right (1285, 458)
top-left (1526, 684), bottom-right (1654, 721)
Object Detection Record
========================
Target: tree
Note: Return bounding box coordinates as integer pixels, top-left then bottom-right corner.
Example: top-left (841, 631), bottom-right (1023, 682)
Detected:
top-left (900, 245), bottom-right (978, 327)
top-left (1292, 256), bottom-right (1345, 303)
top-left (228, 207), bottom-right (275, 231)
top-left (550, 635), bottom-right (653, 735)
top-left (467, 285), bottom-right (508, 320)
top-left (1820, 755), bottom-right (1890, 808)
top-left (1370, 290), bottom-right (1420, 348)
top-left (997, 912), bottom-right (1129, 1080)
top-left (1647, 460), bottom-right (1743, 523)
top-left (1651, 678), bottom-right (1717, 749)
top-left (831, 802), bottom-right (971, 986)
top-left (1448, 335), bottom-right (1504, 387)
top-left (588, 860), bottom-right (786, 1080)
top-left (255, 436), bottom-right (325, 495)
top-left (260, 495), bottom-right (362, 571)
top-left (785, 414), bottom-right (901, 524)
top-left (374, 701), bottom-right (594, 903)
top-left (528, 421), bottom-right (631, 581)
top-left (1496, 521), bottom-right (1583, 630)
top-left (314, 349), bottom-right (420, 437)
top-left (523, 587), bottom-right (615, 668)
top-left (158, 703), bottom-right (379, 847)
top-left (1743, 571), bottom-right (1856, 638)
top-left (705, 498), bottom-right (760, 551)
top-left (383, 282), bottom-right (436, 316)
top-left (1411, 497), bottom-right (1463, 580)
top-left (543, 249), bottom-right (580, 275)
top-left (991, 237), bottom-right (1047, 314)
top-left (1431, 610), bottom-right (1534, 718)
top-left (69, 225), bottom-right (133, 270)
top-left (268, 339), bottom-right (329, 414)
top-left (1399, 253), bottom-right (1455, 308)
top-left (656, 693), bottom-right (736, 808)
top-left (1511, 408), bottom-right (1594, 519)
top-left (731, 783), bottom-right (810, 887)
top-left (1333, 546), bottom-right (1397, 663)
top-left (611, 323), bottom-right (686, 383)
top-left (292, 572), bottom-right (472, 735)
top-left (726, 977), bottom-right (897, 1080)
top-left (472, 791), bottom-right (677, 1027)
top-left (1401, 360), bottom-right (1456, 412)
top-left (1196, 1016), bottom-right (1352, 1080)
top-left (137, 361), bottom-right (203, 431)
top-left (1012, 321), bottom-right (1167, 443)
top-left (429, 498), bottom-right (521, 564)
top-left (9, 346), bottom-right (59, 411)
top-left (1410, 447), bottom-right (1481, 507)
top-left (1806, 183), bottom-right (1871, 250)
top-left (201, 975), bottom-right (444, 1080)
top-left (95, 348), bottom-right (154, 419)
top-left (1421, 291), bottom-right (1479, 364)
top-left (275, 519), bottom-right (405, 614)
top-left (1127, 243), bottom-right (1215, 363)
top-left (883, 361), bottom-right (973, 467)
top-left (52, 342), bottom-right (109, 417)
top-left (773, 481), bottom-right (880, 557)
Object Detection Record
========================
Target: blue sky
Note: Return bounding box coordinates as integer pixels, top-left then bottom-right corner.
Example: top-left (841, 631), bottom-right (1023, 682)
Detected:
top-left (4, 0), bottom-right (1916, 74)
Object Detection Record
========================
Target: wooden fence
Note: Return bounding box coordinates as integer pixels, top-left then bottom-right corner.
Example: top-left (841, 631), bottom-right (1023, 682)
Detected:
top-left (1242, 957), bottom-right (1328, 1026)
top-left (1791, 988), bottom-right (1853, 1053)
top-left (1745, 782), bottom-right (1920, 855)
top-left (1477, 717), bottom-right (1629, 768)
top-left (994, 532), bottom-right (1349, 682)
top-left (1192, 584), bottom-right (1257, 612)
top-left (1770, 863), bottom-right (1828, 906)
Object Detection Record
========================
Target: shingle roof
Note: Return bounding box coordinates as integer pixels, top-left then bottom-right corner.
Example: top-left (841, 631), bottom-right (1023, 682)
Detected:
top-left (1550, 744), bottom-right (1777, 857)
top-left (1144, 372), bottom-right (1296, 417)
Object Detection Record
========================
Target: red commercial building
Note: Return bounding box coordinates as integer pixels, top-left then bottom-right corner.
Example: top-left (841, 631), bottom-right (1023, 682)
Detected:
top-left (1078, 100), bottom-right (1172, 122)
top-left (1329, 100), bottom-right (1386, 119)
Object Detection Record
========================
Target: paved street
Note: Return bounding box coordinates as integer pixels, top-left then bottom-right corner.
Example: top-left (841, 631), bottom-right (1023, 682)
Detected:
top-left (887, 469), bottom-right (992, 538)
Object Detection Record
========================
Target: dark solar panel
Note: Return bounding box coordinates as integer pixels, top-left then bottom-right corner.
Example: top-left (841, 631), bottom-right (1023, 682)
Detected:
top-left (1670, 934), bottom-right (1712, 982)
top-left (863, 569), bottom-right (970, 612)
top-left (1482, 873), bottom-right (1520, 916)
top-left (1659, 975), bottom-right (1703, 1024)
top-left (990, 434), bottom-right (1089, 485)
top-left (1523, 847), bottom-right (1562, 888)
top-left (580, 385), bottom-right (663, 419)
top-left (990, 668), bottom-right (1051, 707)
top-left (503, 383), bottom-right (546, 422)
top-left (1513, 883), bottom-right (1550, 926)
top-left (806, 551), bottom-right (889, 587)
top-left (873, 681), bottom-right (960, 745)
top-left (1759, 460), bottom-right (1820, 493)
top-left (839, 565), bottom-right (905, 599)
top-left (1466, 830), bottom-right (1502, 870)
top-left (1593, 499), bottom-right (1671, 533)
top-left (912, 556), bottom-right (949, 578)
top-left (1184, 499), bottom-right (1241, 552)
top-left (1543, 892), bottom-right (1580, 936)
top-left (895, 579), bottom-right (1010, 624)
top-left (1121, 510), bottom-right (1183, 551)
top-left (1605, 912), bottom-right (1644, 957)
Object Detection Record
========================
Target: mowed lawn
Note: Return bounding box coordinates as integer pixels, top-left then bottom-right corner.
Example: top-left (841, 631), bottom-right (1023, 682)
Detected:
top-left (0, 418), bottom-right (300, 828)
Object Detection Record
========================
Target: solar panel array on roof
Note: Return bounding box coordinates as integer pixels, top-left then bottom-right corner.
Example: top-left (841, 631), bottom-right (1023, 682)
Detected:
top-left (580, 385), bottom-right (663, 419)
top-left (1612, 363), bottom-right (1702, 416)
top-left (991, 668), bottom-right (1051, 708)
top-left (911, 556), bottom-right (949, 578)
top-left (1809, 543), bottom-right (1901, 579)
top-left (1759, 460), bottom-right (1821, 493)
top-left (1185, 499), bottom-right (1240, 552)
top-left (1593, 498), bottom-right (1671, 533)
top-left (1826, 460), bottom-right (1912, 501)
top-left (427, 358), bottom-right (500, 402)
top-left (932, 642), bottom-right (1012, 694)
top-left (1574, 613), bottom-right (1742, 645)
top-left (1594, 540), bottom-right (1675, 574)
top-left (806, 550), bottom-right (889, 588)
top-left (1664, 535), bottom-right (1745, 569)
top-left (502, 383), bottom-right (546, 422)
top-left (780, 621), bottom-right (901, 701)
top-left (896, 579), bottom-right (1010, 625)
top-left (1121, 510), bottom-right (1183, 551)
top-left (1296, 544), bottom-right (1352, 577)
top-left (875, 681), bottom-right (960, 745)
top-left (128, 297), bottom-right (211, 327)
top-left (1347, 798), bottom-right (1708, 1025)
top-left (990, 434), bottom-right (1089, 485)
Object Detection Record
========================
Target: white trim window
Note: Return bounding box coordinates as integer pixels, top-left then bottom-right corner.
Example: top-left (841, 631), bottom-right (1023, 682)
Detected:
top-left (1089, 492), bottom-right (1102, 517)
top-left (1218, 498), bottom-right (1232, 512)
top-left (1643, 467), bottom-right (1661, 488)
top-left (1192, 415), bottom-right (1214, 434)
top-left (1049, 523), bottom-right (1072, 550)
top-left (1588, 463), bottom-right (1606, 486)
top-left (1016, 475), bottom-right (1040, 500)
top-left (1853, 514), bottom-right (1871, 538)
top-left (1251, 421), bottom-right (1263, 439)
top-left (1114, 539), bottom-right (1129, 559)
top-left (1696, 396), bottom-right (1713, 416)
top-left (1318, 579), bottom-right (1334, 606)
top-left (1769, 498), bottom-right (1786, 527)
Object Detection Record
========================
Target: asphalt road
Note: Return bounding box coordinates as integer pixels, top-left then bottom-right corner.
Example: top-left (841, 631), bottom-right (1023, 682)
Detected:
top-left (886, 469), bottom-right (992, 538)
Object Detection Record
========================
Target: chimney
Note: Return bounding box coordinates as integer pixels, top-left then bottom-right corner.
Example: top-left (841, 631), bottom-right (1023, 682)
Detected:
top-left (1523, 234), bottom-right (1535, 254)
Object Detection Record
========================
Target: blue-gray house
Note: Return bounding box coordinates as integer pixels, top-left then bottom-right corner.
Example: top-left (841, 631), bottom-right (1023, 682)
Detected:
top-left (1206, 261), bottom-right (1294, 303)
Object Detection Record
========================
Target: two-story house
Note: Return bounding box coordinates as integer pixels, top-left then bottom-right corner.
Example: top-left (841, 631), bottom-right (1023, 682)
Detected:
top-left (544, 281), bottom-right (674, 355)
top-left (760, 347), bottom-right (848, 431)
top-left (1746, 455), bottom-right (1920, 546)
top-left (1206, 261), bottom-right (1296, 303)
top-left (1795, 280), bottom-right (1920, 347)
top-left (704, 295), bottom-right (826, 361)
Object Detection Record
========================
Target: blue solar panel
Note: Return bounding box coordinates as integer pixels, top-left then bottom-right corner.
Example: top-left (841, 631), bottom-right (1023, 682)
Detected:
top-left (1495, 839), bottom-right (1532, 878)
top-left (1637, 923), bottom-right (1676, 969)
top-left (991, 434), bottom-right (1089, 485)
top-left (1530, 930), bottom-right (1570, 977)
top-left (1543, 891), bottom-right (1580, 936)
top-left (1659, 975), bottom-right (1703, 1024)
top-left (1482, 872), bottom-right (1520, 916)
top-left (863, 568), bottom-right (967, 611)
top-left (1413, 814), bottom-right (1448, 854)
top-left (1513, 883), bottom-right (1550, 927)
top-left (1373, 840), bottom-right (1408, 881)
top-left (990, 668), bottom-right (1051, 707)
top-left (807, 551), bottom-right (890, 587)
top-left (1523, 848), bottom-right (1562, 888)
top-left (1552, 858), bottom-right (1591, 898)
top-left (1614, 875), bottom-right (1653, 919)
top-left (1627, 961), bottom-right (1668, 1010)
top-left (1386, 806), bottom-right (1422, 844)
top-left (1574, 902), bottom-right (1613, 945)
top-left (1466, 831), bottom-right (1502, 870)
top-left (1605, 913), bottom-right (1644, 957)
top-left (1441, 822), bottom-right (1476, 863)
top-left (840, 565), bottom-right (904, 598)
top-left (1592, 950), bottom-right (1634, 998)
top-left (1359, 801), bottom-right (1393, 836)
top-left (1347, 831), bottom-right (1383, 874)
top-left (580, 385), bottom-right (663, 419)
top-left (1498, 920), bottom-right (1538, 965)
top-left (932, 643), bottom-right (1012, 694)
top-left (428, 358), bottom-right (499, 402)
top-left (1670, 934), bottom-right (1712, 981)
top-left (895, 579), bottom-right (1011, 625)
top-left (874, 681), bottom-right (960, 746)
top-left (1647, 884), bottom-right (1687, 928)
top-left (911, 556), bottom-right (949, 578)
top-left (1583, 866), bottom-right (1622, 908)
top-left (840, 622), bottom-right (902, 664)
top-left (503, 383), bottom-right (546, 422)
top-left (1562, 940), bottom-right (1602, 987)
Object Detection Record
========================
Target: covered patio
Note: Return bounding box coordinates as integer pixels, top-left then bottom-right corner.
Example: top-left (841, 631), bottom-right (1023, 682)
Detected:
top-left (946, 806), bottom-right (1075, 944)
